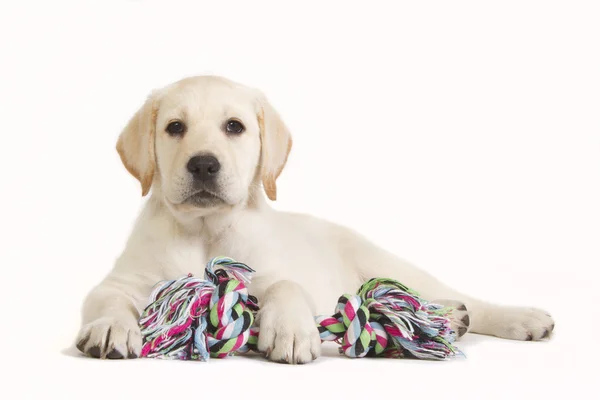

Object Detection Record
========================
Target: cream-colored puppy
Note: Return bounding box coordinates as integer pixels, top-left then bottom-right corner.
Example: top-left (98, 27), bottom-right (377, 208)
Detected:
top-left (76, 76), bottom-right (554, 363)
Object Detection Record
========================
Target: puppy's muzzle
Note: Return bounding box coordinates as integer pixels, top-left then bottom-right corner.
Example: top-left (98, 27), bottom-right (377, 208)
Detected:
top-left (187, 154), bottom-right (221, 182)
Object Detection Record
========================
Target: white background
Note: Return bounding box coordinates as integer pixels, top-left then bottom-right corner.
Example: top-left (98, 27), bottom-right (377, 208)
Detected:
top-left (1, 1), bottom-right (598, 398)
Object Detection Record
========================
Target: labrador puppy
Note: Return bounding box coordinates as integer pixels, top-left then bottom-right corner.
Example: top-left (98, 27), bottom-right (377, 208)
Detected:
top-left (76, 76), bottom-right (554, 363)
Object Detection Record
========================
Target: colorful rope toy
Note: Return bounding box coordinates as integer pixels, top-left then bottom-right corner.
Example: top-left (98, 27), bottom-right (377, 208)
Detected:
top-left (139, 257), bottom-right (458, 361)
top-left (315, 278), bottom-right (457, 360)
top-left (139, 257), bottom-right (259, 360)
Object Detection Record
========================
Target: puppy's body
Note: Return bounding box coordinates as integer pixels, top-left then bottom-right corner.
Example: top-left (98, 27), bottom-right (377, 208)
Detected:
top-left (77, 76), bottom-right (554, 363)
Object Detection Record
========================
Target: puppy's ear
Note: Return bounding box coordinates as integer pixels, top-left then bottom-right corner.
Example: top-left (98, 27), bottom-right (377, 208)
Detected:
top-left (116, 92), bottom-right (160, 196)
top-left (257, 95), bottom-right (292, 201)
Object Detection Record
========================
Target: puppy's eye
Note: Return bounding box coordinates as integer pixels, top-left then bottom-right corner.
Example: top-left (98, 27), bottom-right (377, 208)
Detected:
top-left (166, 121), bottom-right (186, 136)
top-left (225, 119), bottom-right (245, 134)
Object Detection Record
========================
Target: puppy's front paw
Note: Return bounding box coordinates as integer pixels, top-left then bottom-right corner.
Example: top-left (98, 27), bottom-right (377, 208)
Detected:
top-left (488, 306), bottom-right (555, 341)
top-left (76, 316), bottom-right (142, 359)
top-left (256, 305), bottom-right (321, 364)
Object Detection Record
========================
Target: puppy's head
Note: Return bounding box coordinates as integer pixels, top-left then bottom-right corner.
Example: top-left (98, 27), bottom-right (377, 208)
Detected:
top-left (116, 76), bottom-right (292, 217)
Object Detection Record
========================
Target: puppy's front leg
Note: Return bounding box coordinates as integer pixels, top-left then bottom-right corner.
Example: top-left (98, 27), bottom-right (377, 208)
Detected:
top-left (256, 280), bottom-right (322, 364)
top-left (76, 263), bottom-right (158, 359)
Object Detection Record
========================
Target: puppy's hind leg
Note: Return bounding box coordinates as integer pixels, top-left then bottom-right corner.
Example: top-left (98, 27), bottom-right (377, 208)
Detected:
top-left (339, 228), bottom-right (555, 341)
top-left (431, 299), bottom-right (470, 340)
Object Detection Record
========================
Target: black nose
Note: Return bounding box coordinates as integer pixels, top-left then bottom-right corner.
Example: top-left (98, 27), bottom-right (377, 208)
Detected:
top-left (186, 155), bottom-right (221, 181)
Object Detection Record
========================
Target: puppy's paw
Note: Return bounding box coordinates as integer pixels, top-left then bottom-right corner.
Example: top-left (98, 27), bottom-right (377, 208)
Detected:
top-left (76, 316), bottom-right (142, 359)
top-left (487, 306), bottom-right (555, 341)
top-left (256, 305), bottom-right (321, 364)
top-left (432, 299), bottom-right (470, 339)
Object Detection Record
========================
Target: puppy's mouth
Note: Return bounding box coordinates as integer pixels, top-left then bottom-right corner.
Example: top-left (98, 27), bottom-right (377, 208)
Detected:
top-left (183, 190), bottom-right (225, 207)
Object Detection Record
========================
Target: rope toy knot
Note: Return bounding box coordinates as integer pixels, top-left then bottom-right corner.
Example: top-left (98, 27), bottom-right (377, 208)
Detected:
top-left (139, 256), bottom-right (258, 361)
top-left (315, 294), bottom-right (388, 358)
top-left (316, 278), bottom-right (458, 360)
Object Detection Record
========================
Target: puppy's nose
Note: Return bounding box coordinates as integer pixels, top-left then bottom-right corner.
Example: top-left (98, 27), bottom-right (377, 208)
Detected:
top-left (186, 155), bottom-right (221, 181)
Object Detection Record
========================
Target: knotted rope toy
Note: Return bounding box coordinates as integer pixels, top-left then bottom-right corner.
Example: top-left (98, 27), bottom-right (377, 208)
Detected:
top-left (139, 257), bottom-right (259, 360)
top-left (139, 257), bottom-right (458, 361)
top-left (315, 278), bottom-right (457, 360)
